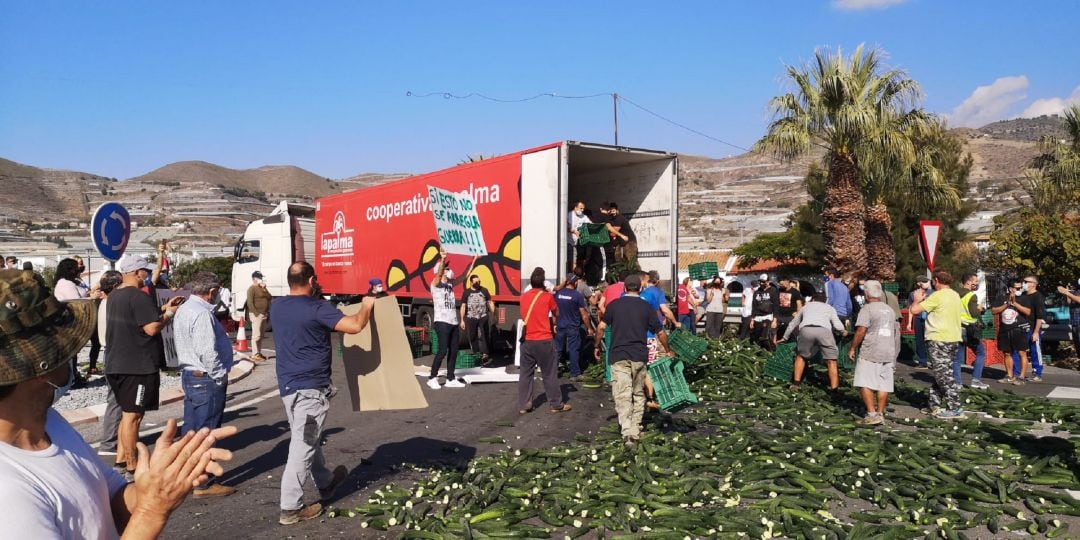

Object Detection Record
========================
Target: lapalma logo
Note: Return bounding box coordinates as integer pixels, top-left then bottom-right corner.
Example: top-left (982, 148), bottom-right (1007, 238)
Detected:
top-left (321, 210), bottom-right (355, 258)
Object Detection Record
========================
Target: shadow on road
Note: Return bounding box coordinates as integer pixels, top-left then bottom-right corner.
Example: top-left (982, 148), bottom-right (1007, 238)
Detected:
top-left (326, 436), bottom-right (478, 506)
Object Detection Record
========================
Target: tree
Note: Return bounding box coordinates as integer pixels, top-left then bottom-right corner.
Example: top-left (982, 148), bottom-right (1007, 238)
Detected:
top-left (755, 45), bottom-right (940, 277)
top-left (169, 256), bottom-right (234, 290)
top-left (732, 230), bottom-right (813, 273)
top-left (986, 105), bottom-right (1080, 286)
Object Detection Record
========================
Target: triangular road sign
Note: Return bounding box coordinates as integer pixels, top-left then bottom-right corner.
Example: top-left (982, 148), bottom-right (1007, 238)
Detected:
top-left (919, 220), bottom-right (943, 271)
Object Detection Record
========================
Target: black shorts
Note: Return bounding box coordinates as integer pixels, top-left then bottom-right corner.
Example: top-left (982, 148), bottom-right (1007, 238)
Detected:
top-left (106, 373), bottom-right (160, 413)
top-left (997, 328), bottom-right (1028, 354)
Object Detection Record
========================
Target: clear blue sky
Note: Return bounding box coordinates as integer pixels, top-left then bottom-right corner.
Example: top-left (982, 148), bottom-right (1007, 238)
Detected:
top-left (2, 1), bottom-right (1078, 180)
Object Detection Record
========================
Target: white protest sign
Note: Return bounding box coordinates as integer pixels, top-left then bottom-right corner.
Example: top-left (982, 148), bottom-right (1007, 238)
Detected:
top-left (427, 185), bottom-right (487, 256)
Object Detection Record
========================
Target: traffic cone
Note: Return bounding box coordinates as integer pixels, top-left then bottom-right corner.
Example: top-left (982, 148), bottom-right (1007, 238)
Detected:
top-left (235, 315), bottom-right (249, 352)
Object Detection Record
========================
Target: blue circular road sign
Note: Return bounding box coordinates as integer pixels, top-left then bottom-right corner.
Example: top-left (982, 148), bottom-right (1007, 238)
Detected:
top-left (90, 202), bottom-right (131, 262)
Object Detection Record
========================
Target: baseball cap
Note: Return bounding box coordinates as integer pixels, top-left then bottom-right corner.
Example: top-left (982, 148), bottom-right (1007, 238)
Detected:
top-left (759, 273), bottom-right (769, 282)
top-left (118, 254), bottom-right (154, 274)
top-left (369, 277), bottom-right (383, 286)
top-left (0, 270), bottom-right (96, 386)
top-left (863, 280), bottom-right (884, 299)
top-left (566, 273), bottom-right (580, 284)
top-left (252, 271), bottom-right (264, 279)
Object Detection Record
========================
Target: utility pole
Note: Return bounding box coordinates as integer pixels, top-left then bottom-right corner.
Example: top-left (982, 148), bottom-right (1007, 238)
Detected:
top-left (613, 93), bottom-right (619, 146)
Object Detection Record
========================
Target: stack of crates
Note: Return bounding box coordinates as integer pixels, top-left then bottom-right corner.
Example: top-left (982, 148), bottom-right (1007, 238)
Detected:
top-left (577, 223), bottom-right (610, 246)
top-left (764, 341), bottom-right (797, 381)
top-left (667, 329), bottom-right (710, 366)
top-left (646, 356), bottom-right (698, 412)
top-left (429, 331), bottom-right (483, 369)
top-left (405, 327), bottom-right (425, 359)
top-left (688, 262), bottom-right (719, 281)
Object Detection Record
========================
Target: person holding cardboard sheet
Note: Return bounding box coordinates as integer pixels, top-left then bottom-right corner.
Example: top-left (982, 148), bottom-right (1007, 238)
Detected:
top-left (269, 262), bottom-right (375, 525)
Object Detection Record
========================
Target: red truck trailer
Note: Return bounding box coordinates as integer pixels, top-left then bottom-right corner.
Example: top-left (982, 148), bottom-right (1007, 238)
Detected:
top-left (234, 141), bottom-right (678, 334)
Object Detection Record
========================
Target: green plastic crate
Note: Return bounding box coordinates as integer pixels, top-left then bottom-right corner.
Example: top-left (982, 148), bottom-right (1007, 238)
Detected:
top-left (688, 262), bottom-right (719, 281)
top-left (833, 337), bottom-right (857, 370)
top-left (882, 282), bottom-right (899, 293)
top-left (455, 351), bottom-right (482, 369)
top-left (646, 356), bottom-right (698, 412)
top-left (764, 341), bottom-right (796, 381)
top-left (980, 311), bottom-right (996, 339)
top-left (667, 329), bottom-right (709, 366)
top-left (577, 223), bottom-right (610, 246)
top-left (604, 326), bottom-right (612, 382)
top-left (406, 328), bottom-right (424, 359)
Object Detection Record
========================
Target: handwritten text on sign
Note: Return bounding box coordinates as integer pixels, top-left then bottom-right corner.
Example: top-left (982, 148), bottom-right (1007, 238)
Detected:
top-left (427, 185), bottom-right (487, 256)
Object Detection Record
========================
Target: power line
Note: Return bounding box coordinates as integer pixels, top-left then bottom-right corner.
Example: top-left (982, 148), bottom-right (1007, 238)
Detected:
top-left (405, 91), bottom-right (612, 103)
top-left (615, 95), bottom-right (753, 153)
top-left (406, 90), bottom-right (753, 154)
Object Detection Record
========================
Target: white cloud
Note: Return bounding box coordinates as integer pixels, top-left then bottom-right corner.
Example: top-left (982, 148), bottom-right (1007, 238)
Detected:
top-left (1020, 85), bottom-right (1080, 118)
top-left (947, 76), bottom-right (1029, 128)
top-left (832, 0), bottom-right (909, 10)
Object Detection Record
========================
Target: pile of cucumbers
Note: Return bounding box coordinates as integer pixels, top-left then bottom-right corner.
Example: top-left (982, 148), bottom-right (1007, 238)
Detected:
top-left (329, 339), bottom-right (1080, 539)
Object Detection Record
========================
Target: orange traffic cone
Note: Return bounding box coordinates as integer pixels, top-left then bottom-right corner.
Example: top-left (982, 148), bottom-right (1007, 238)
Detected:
top-left (235, 315), bottom-right (249, 352)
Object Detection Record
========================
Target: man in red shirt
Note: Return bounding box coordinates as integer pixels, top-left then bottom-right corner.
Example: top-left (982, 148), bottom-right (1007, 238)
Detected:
top-left (517, 267), bottom-right (572, 415)
top-left (676, 276), bottom-right (698, 334)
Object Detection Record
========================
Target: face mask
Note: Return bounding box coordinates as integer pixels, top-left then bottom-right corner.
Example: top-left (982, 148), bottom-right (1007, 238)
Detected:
top-left (822, 275), bottom-right (830, 283)
top-left (1021, 283), bottom-right (1031, 293)
top-left (858, 284), bottom-right (864, 291)
top-left (47, 363), bottom-right (75, 404)
top-left (374, 285), bottom-right (384, 294)
top-left (574, 210), bottom-right (584, 217)
top-left (471, 282), bottom-right (480, 290)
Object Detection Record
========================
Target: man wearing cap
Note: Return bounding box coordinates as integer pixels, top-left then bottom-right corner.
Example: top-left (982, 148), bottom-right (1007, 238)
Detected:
top-left (849, 281), bottom-right (900, 425)
top-left (173, 271), bottom-right (237, 499)
top-left (554, 273), bottom-right (594, 381)
top-left (594, 273), bottom-right (672, 447)
top-left (783, 293), bottom-right (847, 391)
top-left (245, 270), bottom-right (273, 362)
top-left (107, 254), bottom-right (184, 476)
top-left (749, 274), bottom-right (780, 351)
top-left (366, 277), bottom-right (389, 298)
top-left (0, 269), bottom-right (238, 537)
top-left (270, 262), bottom-right (376, 524)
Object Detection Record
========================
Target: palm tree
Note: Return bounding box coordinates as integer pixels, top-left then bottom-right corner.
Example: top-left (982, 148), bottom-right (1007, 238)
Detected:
top-left (1025, 104), bottom-right (1080, 213)
top-left (861, 120), bottom-right (963, 280)
top-left (755, 45), bottom-right (939, 277)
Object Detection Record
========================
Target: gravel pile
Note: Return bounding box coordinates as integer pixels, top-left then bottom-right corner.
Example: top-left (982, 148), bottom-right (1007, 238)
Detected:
top-left (53, 345), bottom-right (183, 412)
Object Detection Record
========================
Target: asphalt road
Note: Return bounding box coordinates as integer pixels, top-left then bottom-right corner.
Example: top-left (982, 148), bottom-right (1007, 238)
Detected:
top-left (77, 335), bottom-right (614, 539)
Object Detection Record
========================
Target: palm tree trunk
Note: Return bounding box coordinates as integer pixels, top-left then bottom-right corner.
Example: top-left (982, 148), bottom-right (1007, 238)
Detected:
top-left (822, 155), bottom-right (868, 276)
top-left (864, 198), bottom-right (896, 281)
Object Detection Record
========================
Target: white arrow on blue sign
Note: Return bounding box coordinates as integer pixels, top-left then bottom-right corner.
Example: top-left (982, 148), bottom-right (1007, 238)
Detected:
top-left (90, 202), bottom-right (131, 262)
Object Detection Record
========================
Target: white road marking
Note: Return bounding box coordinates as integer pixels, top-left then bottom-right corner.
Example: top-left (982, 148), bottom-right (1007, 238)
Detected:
top-left (90, 389), bottom-right (281, 448)
top-left (1046, 386), bottom-right (1080, 399)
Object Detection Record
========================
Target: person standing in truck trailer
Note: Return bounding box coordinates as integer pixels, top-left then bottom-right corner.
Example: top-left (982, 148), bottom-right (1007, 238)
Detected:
top-left (428, 247), bottom-right (475, 390)
top-left (605, 203), bottom-right (637, 265)
top-left (245, 271), bottom-right (273, 363)
top-left (568, 200), bottom-right (591, 273)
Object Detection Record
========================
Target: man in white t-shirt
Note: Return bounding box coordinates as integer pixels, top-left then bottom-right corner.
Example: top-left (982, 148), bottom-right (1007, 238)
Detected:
top-left (568, 201), bottom-right (591, 271)
top-left (0, 269), bottom-right (237, 538)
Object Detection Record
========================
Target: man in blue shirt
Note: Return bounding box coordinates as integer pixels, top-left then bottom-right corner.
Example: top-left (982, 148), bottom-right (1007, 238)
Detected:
top-left (269, 262), bottom-right (375, 525)
top-left (825, 267), bottom-right (852, 325)
top-left (554, 274), bottom-right (594, 381)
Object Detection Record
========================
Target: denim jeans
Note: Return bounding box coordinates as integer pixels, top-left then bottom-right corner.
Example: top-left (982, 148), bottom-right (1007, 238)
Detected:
top-left (554, 326), bottom-right (583, 377)
top-left (914, 316), bottom-right (928, 366)
top-left (181, 370), bottom-right (228, 488)
top-left (953, 338), bottom-right (985, 385)
top-left (678, 314), bottom-right (696, 334)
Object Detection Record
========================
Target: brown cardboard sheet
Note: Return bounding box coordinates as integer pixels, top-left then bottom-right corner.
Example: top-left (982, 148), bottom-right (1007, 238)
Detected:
top-left (340, 297), bottom-right (428, 411)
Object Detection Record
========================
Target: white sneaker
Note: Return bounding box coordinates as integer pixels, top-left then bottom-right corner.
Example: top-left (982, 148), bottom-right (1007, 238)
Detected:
top-left (970, 380), bottom-right (989, 390)
top-left (444, 379), bottom-right (466, 388)
top-left (426, 378), bottom-right (442, 390)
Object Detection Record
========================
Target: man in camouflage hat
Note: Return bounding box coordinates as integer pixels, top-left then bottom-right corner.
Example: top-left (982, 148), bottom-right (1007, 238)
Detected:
top-left (0, 269), bottom-right (237, 537)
